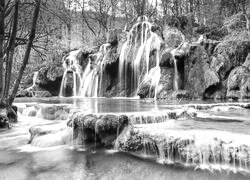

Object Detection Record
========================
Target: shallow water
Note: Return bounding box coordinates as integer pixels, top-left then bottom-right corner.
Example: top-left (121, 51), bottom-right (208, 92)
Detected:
top-left (14, 97), bottom-right (250, 113)
top-left (1, 97), bottom-right (250, 180)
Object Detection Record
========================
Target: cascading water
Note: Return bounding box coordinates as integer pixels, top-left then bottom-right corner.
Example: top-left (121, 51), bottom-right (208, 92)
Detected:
top-left (119, 16), bottom-right (162, 97)
top-left (26, 71), bottom-right (38, 91)
top-left (171, 48), bottom-right (179, 91)
top-left (59, 50), bottom-right (82, 97)
top-left (59, 44), bottom-right (110, 97)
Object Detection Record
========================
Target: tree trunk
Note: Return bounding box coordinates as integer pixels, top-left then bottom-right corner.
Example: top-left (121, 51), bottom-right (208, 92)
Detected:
top-left (242, 1), bottom-right (250, 33)
top-left (0, 0), bottom-right (4, 100)
top-left (9, 0), bottom-right (41, 105)
top-left (3, 0), bottom-right (19, 101)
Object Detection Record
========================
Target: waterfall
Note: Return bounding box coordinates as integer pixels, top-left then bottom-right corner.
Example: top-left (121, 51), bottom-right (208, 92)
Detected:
top-left (59, 70), bottom-right (68, 97)
top-left (118, 16), bottom-right (162, 97)
top-left (59, 16), bottom-right (163, 98)
top-left (26, 71), bottom-right (38, 91)
top-left (171, 48), bottom-right (179, 91)
top-left (59, 44), bottom-right (110, 98)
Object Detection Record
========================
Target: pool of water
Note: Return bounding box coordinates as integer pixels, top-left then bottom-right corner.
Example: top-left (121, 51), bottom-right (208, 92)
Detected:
top-left (1, 97), bottom-right (250, 180)
top-left (14, 97), bottom-right (250, 113)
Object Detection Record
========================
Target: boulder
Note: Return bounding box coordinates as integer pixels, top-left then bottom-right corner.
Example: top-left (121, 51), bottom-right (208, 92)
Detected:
top-left (212, 31), bottom-right (250, 80)
top-left (0, 108), bottom-right (8, 128)
top-left (227, 66), bottom-right (250, 99)
top-left (185, 44), bottom-right (220, 98)
top-left (106, 29), bottom-right (121, 46)
top-left (163, 26), bottom-right (184, 48)
top-left (160, 49), bottom-right (174, 68)
top-left (156, 68), bottom-right (174, 99)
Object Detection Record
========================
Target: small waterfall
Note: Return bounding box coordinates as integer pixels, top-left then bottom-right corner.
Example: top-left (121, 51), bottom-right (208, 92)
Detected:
top-left (171, 48), bottom-right (179, 91)
top-left (26, 71), bottom-right (38, 91)
top-left (60, 50), bottom-right (82, 97)
top-left (59, 45), bottom-right (110, 98)
top-left (59, 70), bottom-right (68, 97)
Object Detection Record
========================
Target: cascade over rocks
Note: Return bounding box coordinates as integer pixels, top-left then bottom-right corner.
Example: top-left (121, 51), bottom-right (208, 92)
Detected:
top-left (51, 15), bottom-right (250, 100)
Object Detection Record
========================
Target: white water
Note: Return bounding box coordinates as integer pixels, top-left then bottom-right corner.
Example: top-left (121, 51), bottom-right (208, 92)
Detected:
top-left (26, 71), bottom-right (38, 92)
top-left (59, 43), bottom-right (114, 97)
top-left (171, 48), bottom-right (179, 91)
top-left (118, 17), bottom-right (162, 97)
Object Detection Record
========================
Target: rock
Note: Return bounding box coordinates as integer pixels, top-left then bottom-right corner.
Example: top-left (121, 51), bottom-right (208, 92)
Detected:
top-left (137, 79), bottom-right (151, 98)
top-left (55, 109), bottom-right (69, 120)
top-left (33, 91), bottom-right (52, 97)
top-left (171, 90), bottom-right (189, 99)
top-left (23, 106), bottom-right (37, 116)
top-left (37, 105), bottom-right (57, 120)
top-left (227, 66), bottom-right (250, 99)
top-left (0, 108), bottom-right (8, 128)
top-left (200, 39), bottom-right (220, 56)
top-left (185, 44), bottom-right (220, 98)
top-left (163, 26), bottom-right (184, 48)
top-left (47, 66), bottom-right (64, 81)
top-left (212, 31), bottom-right (250, 80)
top-left (106, 29), bottom-right (121, 45)
top-left (35, 63), bottom-right (64, 96)
top-left (160, 49), bottom-right (174, 68)
top-left (156, 68), bottom-right (174, 99)
top-left (137, 67), bottom-right (162, 98)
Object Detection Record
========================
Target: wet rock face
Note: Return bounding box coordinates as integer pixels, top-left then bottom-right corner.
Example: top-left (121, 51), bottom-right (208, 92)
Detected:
top-left (212, 33), bottom-right (250, 80)
top-left (106, 29), bottom-right (121, 46)
top-left (17, 63), bottom-right (64, 97)
top-left (69, 113), bottom-right (129, 146)
top-left (156, 68), bottom-right (174, 99)
top-left (227, 66), bottom-right (250, 99)
top-left (185, 44), bottom-right (220, 98)
top-left (68, 109), bottom-right (187, 146)
top-left (0, 109), bottom-right (9, 128)
top-left (159, 49), bottom-right (174, 68)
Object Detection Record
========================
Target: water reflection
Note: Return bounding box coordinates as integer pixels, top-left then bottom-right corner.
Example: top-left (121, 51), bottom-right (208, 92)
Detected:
top-left (1, 148), bottom-right (250, 180)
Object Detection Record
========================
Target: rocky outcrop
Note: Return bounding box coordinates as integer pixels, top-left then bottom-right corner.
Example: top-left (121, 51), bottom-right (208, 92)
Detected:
top-left (17, 63), bottom-right (64, 97)
top-left (211, 32), bottom-right (250, 81)
top-left (37, 64), bottom-right (64, 96)
top-left (227, 62), bottom-right (250, 99)
top-left (184, 44), bottom-right (220, 98)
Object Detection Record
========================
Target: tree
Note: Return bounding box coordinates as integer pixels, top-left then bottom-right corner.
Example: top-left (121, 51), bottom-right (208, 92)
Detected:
top-left (0, 0), bottom-right (41, 125)
top-left (0, 0), bottom-right (4, 98)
